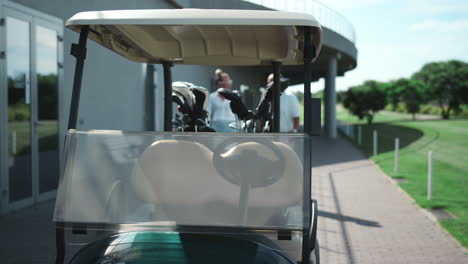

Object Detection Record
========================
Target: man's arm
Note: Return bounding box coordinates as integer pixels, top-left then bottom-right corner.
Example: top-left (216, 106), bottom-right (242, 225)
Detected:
top-left (290, 94), bottom-right (301, 132)
top-left (292, 117), bottom-right (300, 131)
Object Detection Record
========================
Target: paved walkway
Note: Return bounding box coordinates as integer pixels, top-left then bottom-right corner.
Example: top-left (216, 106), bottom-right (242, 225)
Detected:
top-left (312, 135), bottom-right (467, 263)
top-left (0, 200), bottom-right (55, 264)
top-left (0, 135), bottom-right (467, 263)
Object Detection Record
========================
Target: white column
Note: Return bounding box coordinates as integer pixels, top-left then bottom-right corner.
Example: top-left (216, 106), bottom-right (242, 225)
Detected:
top-left (428, 151), bottom-right (433, 200)
top-left (324, 54), bottom-right (337, 138)
top-left (358, 125), bottom-right (362, 145)
top-left (373, 130), bottom-right (378, 156)
top-left (394, 138), bottom-right (399, 174)
top-left (12, 131), bottom-right (17, 154)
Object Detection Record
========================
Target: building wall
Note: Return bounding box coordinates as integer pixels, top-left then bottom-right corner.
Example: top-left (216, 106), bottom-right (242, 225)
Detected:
top-left (1, 0), bottom-right (357, 214)
top-left (4, 0), bottom-right (358, 140)
top-left (0, 0), bottom-right (266, 214)
top-left (10, 0), bottom-right (175, 138)
top-left (11, 0), bottom-right (270, 133)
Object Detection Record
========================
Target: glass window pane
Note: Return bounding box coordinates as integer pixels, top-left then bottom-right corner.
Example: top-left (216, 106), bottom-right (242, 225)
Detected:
top-left (36, 25), bottom-right (59, 194)
top-left (7, 16), bottom-right (32, 202)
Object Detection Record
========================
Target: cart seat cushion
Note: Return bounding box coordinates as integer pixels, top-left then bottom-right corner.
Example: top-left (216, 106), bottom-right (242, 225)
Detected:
top-left (133, 139), bottom-right (302, 226)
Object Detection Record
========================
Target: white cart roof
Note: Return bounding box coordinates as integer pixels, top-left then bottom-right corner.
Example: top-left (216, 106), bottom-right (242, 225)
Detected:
top-left (66, 9), bottom-right (322, 65)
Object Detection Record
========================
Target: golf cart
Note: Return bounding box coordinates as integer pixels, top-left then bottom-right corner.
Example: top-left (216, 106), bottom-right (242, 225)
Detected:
top-left (54, 9), bottom-right (322, 264)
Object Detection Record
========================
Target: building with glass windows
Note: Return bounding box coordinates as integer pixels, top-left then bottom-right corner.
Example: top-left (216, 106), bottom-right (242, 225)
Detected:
top-left (0, 0), bottom-right (357, 214)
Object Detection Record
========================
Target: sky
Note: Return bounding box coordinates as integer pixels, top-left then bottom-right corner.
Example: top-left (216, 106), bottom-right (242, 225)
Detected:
top-left (7, 17), bottom-right (58, 80)
top-left (7, 0), bottom-right (468, 91)
top-left (289, 0), bottom-right (468, 93)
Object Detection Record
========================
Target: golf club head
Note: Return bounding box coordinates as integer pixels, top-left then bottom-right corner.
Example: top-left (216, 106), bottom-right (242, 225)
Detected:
top-left (265, 77), bottom-right (290, 92)
top-left (172, 81), bottom-right (196, 112)
top-left (172, 90), bottom-right (192, 116)
top-left (218, 89), bottom-right (252, 120)
top-left (255, 77), bottom-right (289, 121)
top-left (218, 88), bottom-right (240, 101)
top-left (191, 86), bottom-right (209, 120)
top-left (228, 122), bottom-right (239, 129)
top-left (191, 86), bottom-right (209, 111)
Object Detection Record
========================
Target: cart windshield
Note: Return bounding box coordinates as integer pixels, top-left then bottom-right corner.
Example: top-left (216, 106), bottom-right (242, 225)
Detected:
top-left (54, 130), bottom-right (305, 232)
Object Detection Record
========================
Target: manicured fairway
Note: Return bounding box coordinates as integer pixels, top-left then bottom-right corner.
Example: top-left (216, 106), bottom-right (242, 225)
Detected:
top-left (337, 107), bottom-right (416, 124)
top-left (337, 110), bottom-right (468, 247)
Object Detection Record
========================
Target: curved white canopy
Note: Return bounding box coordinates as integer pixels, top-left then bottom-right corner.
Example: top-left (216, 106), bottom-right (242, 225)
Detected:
top-left (66, 9), bottom-right (322, 65)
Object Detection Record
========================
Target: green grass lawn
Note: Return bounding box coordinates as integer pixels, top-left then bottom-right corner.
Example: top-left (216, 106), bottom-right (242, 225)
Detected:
top-left (300, 103), bottom-right (414, 124)
top-left (337, 106), bottom-right (416, 124)
top-left (337, 107), bottom-right (468, 247)
top-left (8, 120), bottom-right (58, 156)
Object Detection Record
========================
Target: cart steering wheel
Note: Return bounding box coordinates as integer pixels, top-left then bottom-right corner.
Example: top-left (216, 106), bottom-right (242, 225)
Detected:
top-left (212, 138), bottom-right (286, 188)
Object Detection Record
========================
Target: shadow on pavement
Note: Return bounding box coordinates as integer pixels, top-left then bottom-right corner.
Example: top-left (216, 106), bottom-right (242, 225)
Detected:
top-left (318, 210), bottom-right (381, 228)
top-left (312, 135), bottom-right (367, 168)
top-left (327, 172), bottom-right (356, 264)
top-left (319, 172), bottom-right (383, 264)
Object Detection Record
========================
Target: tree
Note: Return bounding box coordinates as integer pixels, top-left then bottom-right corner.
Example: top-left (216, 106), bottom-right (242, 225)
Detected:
top-left (457, 62), bottom-right (468, 105)
top-left (343, 80), bottom-right (387, 124)
top-left (337, 90), bottom-right (347, 104)
top-left (383, 79), bottom-right (405, 110)
top-left (37, 74), bottom-right (58, 119)
top-left (413, 60), bottom-right (468, 119)
top-left (312, 89), bottom-right (324, 100)
top-left (400, 79), bottom-right (426, 120)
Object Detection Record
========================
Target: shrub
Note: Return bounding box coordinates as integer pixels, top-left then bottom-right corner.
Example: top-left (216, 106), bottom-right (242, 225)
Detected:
top-left (420, 104), bottom-right (441, 115)
top-left (8, 104), bottom-right (30, 121)
top-left (396, 103), bottom-right (407, 113)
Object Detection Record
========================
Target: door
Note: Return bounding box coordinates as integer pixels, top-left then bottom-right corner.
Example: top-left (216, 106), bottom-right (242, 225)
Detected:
top-left (35, 20), bottom-right (61, 201)
top-left (1, 5), bottom-right (62, 210)
top-left (4, 9), bottom-right (33, 208)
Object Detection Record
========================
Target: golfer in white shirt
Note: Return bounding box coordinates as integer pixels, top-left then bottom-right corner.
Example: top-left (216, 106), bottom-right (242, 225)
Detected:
top-left (207, 71), bottom-right (237, 132)
top-left (267, 74), bottom-right (300, 133)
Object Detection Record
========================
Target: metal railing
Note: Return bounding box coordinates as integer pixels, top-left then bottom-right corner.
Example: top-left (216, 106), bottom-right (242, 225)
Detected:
top-left (244, 0), bottom-right (356, 43)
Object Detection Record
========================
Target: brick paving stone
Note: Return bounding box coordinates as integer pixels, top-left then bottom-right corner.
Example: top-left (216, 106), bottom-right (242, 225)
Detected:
top-left (312, 135), bottom-right (468, 264)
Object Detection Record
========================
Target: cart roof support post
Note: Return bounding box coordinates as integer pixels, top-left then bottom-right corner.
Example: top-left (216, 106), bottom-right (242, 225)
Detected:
top-left (55, 223), bottom-right (65, 264)
top-left (163, 61), bottom-right (173, 132)
top-left (272, 61), bottom-right (281, 132)
top-left (145, 64), bottom-right (155, 131)
top-left (68, 26), bottom-right (90, 130)
top-left (302, 25), bottom-right (315, 263)
top-left (57, 25), bottom-right (90, 264)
